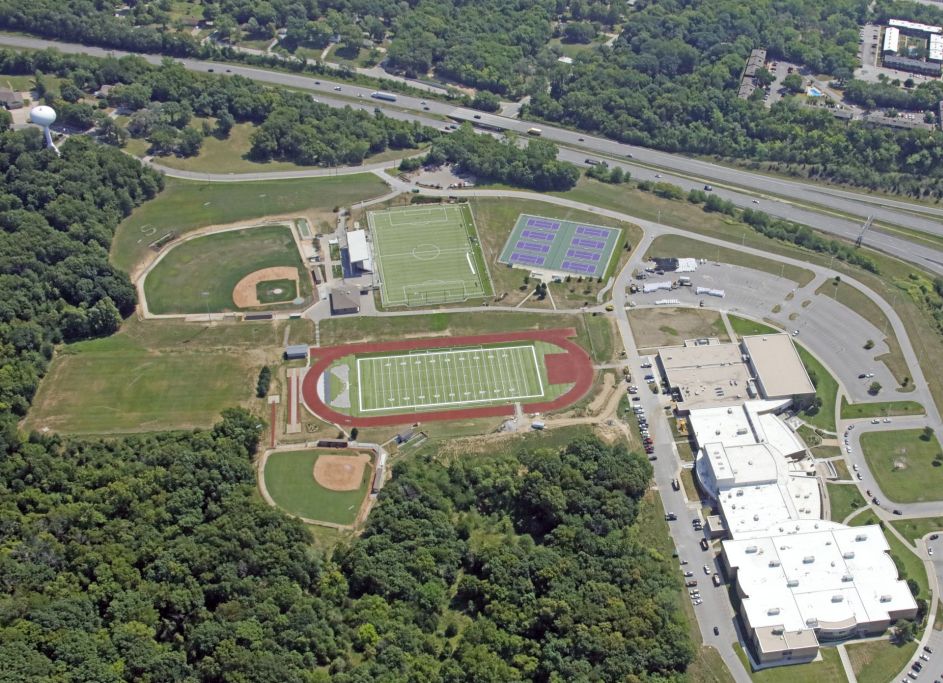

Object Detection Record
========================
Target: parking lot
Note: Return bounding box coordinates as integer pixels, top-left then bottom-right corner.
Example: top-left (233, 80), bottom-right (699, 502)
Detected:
top-left (629, 263), bottom-right (898, 402)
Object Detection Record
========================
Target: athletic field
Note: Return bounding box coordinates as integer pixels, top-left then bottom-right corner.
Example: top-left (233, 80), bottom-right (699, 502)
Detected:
top-left (368, 204), bottom-right (492, 307)
top-left (498, 213), bottom-right (622, 279)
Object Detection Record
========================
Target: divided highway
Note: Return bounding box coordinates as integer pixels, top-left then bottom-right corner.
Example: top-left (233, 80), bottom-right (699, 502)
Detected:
top-left (3, 33), bottom-right (943, 273)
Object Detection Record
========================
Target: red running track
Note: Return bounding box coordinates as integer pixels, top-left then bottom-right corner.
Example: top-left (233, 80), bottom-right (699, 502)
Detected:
top-left (300, 328), bottom-right (593, 427)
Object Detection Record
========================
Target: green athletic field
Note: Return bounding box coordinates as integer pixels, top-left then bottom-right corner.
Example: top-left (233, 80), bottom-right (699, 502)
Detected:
top-left (368, 204), bottom-right (492, 307)
top-left (324, 341), bottom-right (569, 416)
top-left (263, 450), bottom-right (370, 526)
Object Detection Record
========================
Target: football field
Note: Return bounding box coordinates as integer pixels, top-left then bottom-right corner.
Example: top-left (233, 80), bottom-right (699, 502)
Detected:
top-left (356, 345), bottom-right (544, 412)
top-left (368, 204), bottom-right (492, 307)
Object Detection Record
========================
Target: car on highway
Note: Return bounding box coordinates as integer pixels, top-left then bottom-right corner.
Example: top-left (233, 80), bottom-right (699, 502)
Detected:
top-left (665, 512), bottom-right (677, 521)
top-left (893, 509), bottom-right (902, 515)
top-left (333, 85), bottom-right (342, 91)
top-left (423, 106), bottom-right (430, 110)
top-left (703, 184), bottom-right (713, 191)
top-left (654, 173), bottom-right (662, 178)
top-left (751, 199), bottom-right (760, 204)
top-left (871, 419), bottom-right (880, 424)
top-left (884, 418), bottom-right (892, 423)
top-left (473, 114), bottom-right (481, 119)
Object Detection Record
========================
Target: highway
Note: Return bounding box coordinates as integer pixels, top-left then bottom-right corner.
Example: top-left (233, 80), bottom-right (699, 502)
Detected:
top-left (4, 33), bottom-right (943, 273)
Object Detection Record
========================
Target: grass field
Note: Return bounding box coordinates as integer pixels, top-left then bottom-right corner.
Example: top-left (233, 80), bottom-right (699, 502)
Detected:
top-left (726, 314), bottom-right (781, 338)
top-left (827, 483), bottom-right (867, 522)
top-left (891, 516), bottom-right (943, 542)
top-left (22, 315), bottom-right (304, 434)
top-left (629, 307), bottom-right (729, 348)
top-left (734, 644), bottom-right (846, 683)
top-left (860, 429), bottom-right (943, 503)
top-left (369, 204), bottom-right (492, 307)
top-left (885, 527), bottom-right (931, 600)
top-left (114, 174), bottom-right (387, 272)
top-left (144, 224), bottom-right (310, 314)
top-left (796, 344), bottom-right (839, 432)
top-left (262, 450), bottom-right (370, 526)
top-left (847, 639), bottom-right (917, 683)
top-left (327, 340), bottom-right (567, 417)
top-left (839, 397), bottom-right (925, 419)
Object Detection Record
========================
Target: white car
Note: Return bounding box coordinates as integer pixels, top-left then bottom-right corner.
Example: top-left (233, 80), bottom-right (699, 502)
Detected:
top-left (884, 418), bottom-right (891, 423)
top-left (871, 419), bottom-right (880, 424)
top-left (930, 548), bottom-right (934, 556)
top-left (846, 447), bottom-right (851, 453)
top-left (333, 85), bottom-right (342, 91)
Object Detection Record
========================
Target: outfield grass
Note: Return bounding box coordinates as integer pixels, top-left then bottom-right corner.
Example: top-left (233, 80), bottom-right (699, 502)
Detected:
top-left (847, 639), bottom-right (917, 683)
top-left (145, 224), bottom-right (311, 314)
top-left (891, 516), bottom-right (943, 543)
top-left (840, 397), bottom-right (925, 419)
top-left (645, 235), bottom-right (815, 287)
top-left (727, 314), bottom-right (781, 338)
top-left (734, 644), bottom-right (845, 683)
top-left (827, 483), bottom-right (867, 522)
top-left (796, 344), bottom-right (839, 432)
top-left (860, 429), bottom-right (943, 503)
top-left (263, 450), bottom-right (370, 526)
top-left (469, 197), bottom-right (643, 308)
top-left (370, 204), bottom-right (491, 307)
top-left (114, 174), bottom-right (387, 272)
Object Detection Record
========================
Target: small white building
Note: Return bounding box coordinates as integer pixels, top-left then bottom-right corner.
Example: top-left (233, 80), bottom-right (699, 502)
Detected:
top-left (346, 229), bottom-right (372, 272)
top-left (883, 26), bottom-right (900, 55)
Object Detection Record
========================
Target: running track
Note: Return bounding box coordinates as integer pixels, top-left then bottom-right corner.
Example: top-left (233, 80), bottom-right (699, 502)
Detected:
top-left (300, 328), bottom-right (593, 427)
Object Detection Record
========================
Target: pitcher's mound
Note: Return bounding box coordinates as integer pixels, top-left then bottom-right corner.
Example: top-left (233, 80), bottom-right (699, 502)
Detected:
top-left (233, 266), bottom-right (299, 308)
top-left (314, 453), bottom-right (370, 491)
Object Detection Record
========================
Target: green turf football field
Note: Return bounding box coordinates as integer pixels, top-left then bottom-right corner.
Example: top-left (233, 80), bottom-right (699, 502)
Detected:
top-left (355, 344), bottom-right (544, 413)
top-left (368, 204), bottom-right (492, 307)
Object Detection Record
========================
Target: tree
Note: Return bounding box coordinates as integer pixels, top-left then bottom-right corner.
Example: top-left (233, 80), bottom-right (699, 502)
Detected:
top-left (176, 127), bottom-right (203, 157)
top-left (470, 91), bottom-right (500, 112)
top-left (563, 21), bottom-right (596, 44)
top-left (754, 67), bottom-right (775, 88)
top-left (350, 427), bottom-right (359, 440)
top-left (256, 366), bottom-right (272, 398)
top-left (214, 112), bottom-right (234, 138)
top-left (922, 426), bottom-right (935, 442)
top-left (868, 381), bottom-right (882, 395)
top-left (782, 73), bottom-right (805, 93)
top-left (894, 621), bottom-right (916, 644)
top-left (864, 339), bottom-right (874, 349)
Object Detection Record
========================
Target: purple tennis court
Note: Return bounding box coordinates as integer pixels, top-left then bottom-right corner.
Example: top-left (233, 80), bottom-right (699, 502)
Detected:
top-left (571, 238), bottom-right (606, 250)
top-left (517, 240), bottom-right (550, 253)
top-left (510, 253), bottom-right (546, 266)
top-left (521, 230), bottom-right (555, 241)
top-left (566, 249), bottom-right (601, 262)
top-left (526, 218), bottom-right (560, 231)
top-left (576, 226), bottom-right (611, 238)
top-left (499, 214), bottom-right (622, 278)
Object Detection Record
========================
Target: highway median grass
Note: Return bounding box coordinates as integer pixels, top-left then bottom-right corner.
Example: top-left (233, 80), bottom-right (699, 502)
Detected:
top-left (860, 428), bottom-right (943, 504)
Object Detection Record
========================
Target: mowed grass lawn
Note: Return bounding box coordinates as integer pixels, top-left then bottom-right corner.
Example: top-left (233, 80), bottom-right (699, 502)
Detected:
top-left (263, 450), bottom-right (369, 525)
top-left (860, 428), bottom-right (943, 503)
top-left (796, 344), bottom-right (839, 432)
top-left (827, 483), bottom-right (867, 523)
top-left (726, 314), bottom-right (781, 338)
top-left (26, 328), bottom-right (252, 435)
top-left (113, 174), bottom-right (388, 272)
top-left (840, 397), bottom-right (925, 419)
top-left (144, 224), bottom-right (310, 314)
top-left (847, 639), bottom-right (917, 683)
top-left (734, 644), bottom-right (845, 683)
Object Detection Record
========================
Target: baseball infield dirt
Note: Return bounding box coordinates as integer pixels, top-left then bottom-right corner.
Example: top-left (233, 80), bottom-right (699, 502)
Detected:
top-left (232, 266), bottom-right (299, 308)
top-left (313, 453), bottom-right (370, 491)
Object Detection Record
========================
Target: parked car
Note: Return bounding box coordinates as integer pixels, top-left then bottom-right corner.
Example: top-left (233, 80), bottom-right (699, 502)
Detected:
top-left (713, 626), bottom-right (720, 636)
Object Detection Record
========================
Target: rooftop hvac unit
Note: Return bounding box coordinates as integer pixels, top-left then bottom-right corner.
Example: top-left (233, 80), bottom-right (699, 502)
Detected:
top-left (802, 556), bottom-right (815, 564)
top-left (768, 608), bottom-right (780, 616)
top-left (753, 514), bottom-right (760, 521)
top-left (806, 618), bottom-right (818, 627)
top-left (842, 574), bottom-right (854, 582)
top-left (855, 534), bottom-right (868, 542)
top-left (880, 595), bottom-right (892, 602)
top-left (746, 545), bottom-right (758, 554)
top-left (769, 560), bottom-right (781, 567)
top-left (772, 628), bottom-right (784, 636)
top-left (788, 579), bottom-right (799, 587)
top-left (737, 427), bottom-right (748, 435)
top-left (831, 595), bottom-right (844, 603)
top-left (843, 551), bottom-right (855, 559)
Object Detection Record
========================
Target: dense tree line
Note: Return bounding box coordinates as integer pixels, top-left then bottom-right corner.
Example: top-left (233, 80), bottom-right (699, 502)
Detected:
top-left (0, 48), bottom-right (435, 166)
top-left (0, 129), bottom-right (161, 440)
top-left (426, 126), bottom-right (580, 191)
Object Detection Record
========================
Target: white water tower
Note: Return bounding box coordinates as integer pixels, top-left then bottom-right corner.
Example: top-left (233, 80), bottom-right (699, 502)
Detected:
top-left (29, 105), bottom-right (59, 154)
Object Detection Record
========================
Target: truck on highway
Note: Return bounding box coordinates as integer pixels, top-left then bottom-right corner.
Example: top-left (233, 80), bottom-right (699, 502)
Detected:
top-left (370, 91), bottom-right (398, 102)
top-left (527, 127), bottom-right (543, 136)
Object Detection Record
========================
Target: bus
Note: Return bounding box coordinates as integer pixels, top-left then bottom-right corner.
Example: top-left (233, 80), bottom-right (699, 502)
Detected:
top-left (526, 127), bottom-right (542, 136)
top-left (371, 91), bottom-right (398, 102)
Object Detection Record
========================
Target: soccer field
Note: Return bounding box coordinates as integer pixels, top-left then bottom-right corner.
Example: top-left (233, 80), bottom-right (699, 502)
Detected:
top-left (368, 204), bottom-right (492, 307)
top-left (356, 344), bottom-right (544, 412)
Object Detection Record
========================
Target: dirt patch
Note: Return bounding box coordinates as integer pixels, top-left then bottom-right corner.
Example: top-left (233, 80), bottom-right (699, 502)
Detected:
top-left (314, 453), bottom-right (370, 491)
top-left (587, 372), bottom-right (616, 415)
top-left (233, 266), bottom-right (299, 308)
top-left (628, 307), bottom-right (728, 349)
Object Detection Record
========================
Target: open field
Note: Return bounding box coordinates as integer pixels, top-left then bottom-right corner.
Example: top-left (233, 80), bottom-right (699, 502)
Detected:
top-left (113, 174), bottom-right (387, 272)
top-left (860, 428), bottom-right (943, 503)
top-left (469, 198), bottom-right (641, 308)
top-left (815, 280), bottom-right (910, 388)
top-left (262, 450), bottom-right (370, 526)
top-left (796, 344), bottom-right (839, 432)
top-left (839, 397), bottom-right (925, 419)
top-left (885, 526), bottom-right (931, 600)
top-left (21, 316), bottom-right (306, 434)
top-left (847, 639), bottom-right (917, 683)
top-left (369, 204), bottom-right (491, 306)
top-left (891, 516), bottom-right (943, 542)
top-left (628, 307), bottom-right (729, 349)
top-left (827, 483), bottom-right (867, 522)
top-left (144, 224), bottom-right (311, 314)
top-left (644, 235), bottom-right (815, 287)
top-left (734, 644), bottom-right (845, 682)
top-left (319, 310), bottom-right (618, 364)
top-left (726, 314), bottom-right (781, 338)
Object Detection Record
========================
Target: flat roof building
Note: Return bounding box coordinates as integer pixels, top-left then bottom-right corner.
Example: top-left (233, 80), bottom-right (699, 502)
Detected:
top-left (930, 34), bottom-right (943, 62)
top-left (741, 334), bottom-right (815, 401)
top-left (284, 344), bottom-right (309, 360)
top-left (883, 54), bottom-right (942, 76)
top-left (0, 88), bottom-right (23, 110)
top-left (330, 288), bottom-right (360, 315)
top-left (889, 18), bottom-right (942, 36)
top-left (883, 26), bottom-right (900, 55)
top-left (346, 229), bottom-right (372, 272)
top-left (657, 340), bottom-right (754, 411)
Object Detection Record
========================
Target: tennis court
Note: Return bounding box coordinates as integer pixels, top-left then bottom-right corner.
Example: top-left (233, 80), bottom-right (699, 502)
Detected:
top-left (368, 204), bottom-right (492, 307)
top-left (498, 214), bottom-right (622, 279)
top-left (356, 344), bottom-right (544, 412)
